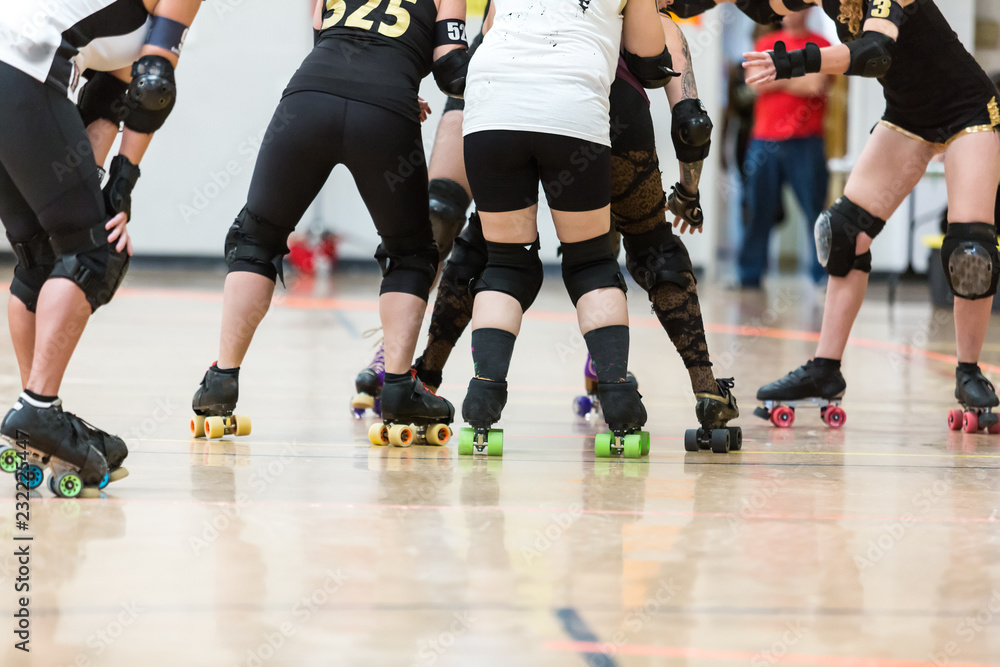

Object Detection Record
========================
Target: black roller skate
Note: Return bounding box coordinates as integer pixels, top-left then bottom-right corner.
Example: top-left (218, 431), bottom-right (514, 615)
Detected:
top-left (369, 370), bottom-right (455, 447)
top-left (459, 378), bottom-right (507, 456)
top-left (754, 360), bottom-right (847, 429)
top-left (594, 377), bottom-right (650, 459)
top-left (948, 363), bottom-right (1000, 434)
top-left (351, 342), bottom-right (385, 418)
top-left (0, 396), bottom-right (109, 498)
top-left (685, 378), bottom-right (742, 453)
top-left (191, 363), bottom-right (251, 439)
top-left (64, 411), bottom-right (129, 482)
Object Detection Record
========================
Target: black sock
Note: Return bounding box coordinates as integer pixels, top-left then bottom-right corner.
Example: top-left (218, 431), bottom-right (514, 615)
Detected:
top-left (584, 325), bottom-right (629, 383)
top-left (23, 389), bottom-right (57, 406)
top-left (812, 357), bottom-right (841, 371)
top-left (384, 372), bottom-right (410, 384)
top-left (213, 364), bottom-right (240, 375)
top-left (471, 328), bottom-right (517, 382)
top-left (958, 362), bottom-right (981, 373)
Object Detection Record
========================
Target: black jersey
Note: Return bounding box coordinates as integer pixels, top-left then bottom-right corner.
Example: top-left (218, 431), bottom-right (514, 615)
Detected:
top-left (285, 0), bottom-right (439, 122)
top-left (821, 0), bottom-right (996, 131)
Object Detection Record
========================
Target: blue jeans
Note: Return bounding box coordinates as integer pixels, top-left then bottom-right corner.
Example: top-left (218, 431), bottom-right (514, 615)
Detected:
top-left (739, 137), bottom-right (829, 285)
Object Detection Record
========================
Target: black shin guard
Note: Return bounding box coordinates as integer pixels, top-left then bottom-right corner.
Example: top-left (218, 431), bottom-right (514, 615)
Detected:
top-left (584, 325), bottom-right (630, 384)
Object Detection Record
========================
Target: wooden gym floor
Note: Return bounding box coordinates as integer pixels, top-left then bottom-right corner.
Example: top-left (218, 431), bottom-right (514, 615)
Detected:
top-left (1, 267), bottom-right (999, 666)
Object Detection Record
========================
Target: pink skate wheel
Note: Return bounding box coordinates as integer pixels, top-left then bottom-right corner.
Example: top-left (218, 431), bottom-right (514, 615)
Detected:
top-left (988, 421), bottom-right (1000, 435)
top-left (771, 406), bottom-right (795, 429)
top-left (947, 409), bottom-right (964, 431)
top-left (963, 411), bottom-right (979, 434)
top-left (824, 406), bottom-right (846, 429)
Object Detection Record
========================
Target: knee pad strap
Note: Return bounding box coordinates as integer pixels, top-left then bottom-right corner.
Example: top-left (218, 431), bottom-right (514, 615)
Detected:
top-left (8, 232), bottom-right (55, 313)
top-left (622, 224), bottom-right (694, 293)
top-left (559, 233), bottom-right (627, 306)
top-left (941, 222), bottom-right (1000, 300)
top-left (815, 196), bottom-right (886, 277)
top-left (376, 236), bottom-right (439, 301)
top-left (474, 238), bottom-right (544, 311)
top-left (49, 223), bottom-right (129, 312)
top-left (225, 207), bottom-right (290, 284)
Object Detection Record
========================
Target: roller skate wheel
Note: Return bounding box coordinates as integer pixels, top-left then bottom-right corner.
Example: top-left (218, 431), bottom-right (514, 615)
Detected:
top-left (53, 471), bottom-right (83, 498)
top-left (426, 423), bottom-right (451, 446)
top-left (771, 406), bottom-right (795, 428)
top-left (727, 427), bottom-right (743, 451)
top-left (824, 406), bottom-right (847, 429)
top-left (710, 429), bottom-right (731, 454)
top-left (989, 421), bottom-right (1000, 435)
top-left (457, 427), bottom-right (476, 455)
top-left (947, 409), bottom-right (964, 431)
top-left (753, 406), bottom-right (771, 421)
top-left (683, 429), bottom-right (699, 452)
top-left (352, 393), bottom-right (375, 411)
top-left (963, 411), bottom-right (979, 434)
top-left (486, 429), bottom-right (503, 457)
top-left (639, 431), bottom-right (650, 455)
top-left (368, 423), bottom-right (389, 446)
top-left (388, 424), bottom-right (413, 447)
top-left (233, 415), bottom-right (252, 437)
top-left (18, 464), bottom-right (44, 490)
top-left (0, 446), bottom-right (21, 473)
top-left (205, 416), bottom-right (226, 439)
top-left (191, 415), bottom-right (206, 438)
top-left (573, 395), bottom-right (594, 418)
top-left (623, 433), bottom-right (643, 459)
top-left (595, 432), bottom-right (613, 458)
top-left (351, 407), bottom-right (366, 419)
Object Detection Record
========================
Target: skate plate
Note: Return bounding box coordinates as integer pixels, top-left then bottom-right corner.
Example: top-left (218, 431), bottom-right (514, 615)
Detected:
top-left (684, 426), bottom-right (743, 453)
top-left (948, 407), bottom-right (1000, 434)
top-left (754, 398), bottom-right (845, 429)
top-left (594, 430), bottom-right (649, 459)
top-left (458, 427), bottom-right (503, 456)
top-left (192, 414), bottom-right (252, 439)
top-left (369, 422), bottom-right (452, 447)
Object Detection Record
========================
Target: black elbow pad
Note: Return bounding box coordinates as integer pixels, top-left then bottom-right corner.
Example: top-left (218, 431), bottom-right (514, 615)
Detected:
top-left (845, 31), bottom-right (895, 78)
top-left (623, 47), bottom-right (679, 89)
top-left (661, 0), bottom-right (717, 19)
top-left (671, 98), bottom-right (713, 163)
top-left (432, 48), bottom-right (470, 99)
top-left (77, 71), bottom-right (129, 128)
top-left (734, 0), bottom-right (782, 26)
top-left (124, 55), bottom-right (176, 133)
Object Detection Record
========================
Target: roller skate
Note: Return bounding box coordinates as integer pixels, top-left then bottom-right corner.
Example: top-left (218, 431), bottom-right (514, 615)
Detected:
top-left (948, 363), bottom-right (1000, 434)
top-left (572, 355), bottom-right (601, 418)
top-left (458, 378), bottom-right (506, 456)
top-left (754, 360), bottom-right (847, 429)
top-left (351, 342), bottom-right (385, 418)
top-left (0, 395), bottom-right (109, 498)
top-left (368, 370), bottom-right (454, 447)
top-left (594, 377), bottom-right (650, 459)
top-left (684, 378), bottom-right (742, 453)
top-left (191, 363), bottom-right (251, 440)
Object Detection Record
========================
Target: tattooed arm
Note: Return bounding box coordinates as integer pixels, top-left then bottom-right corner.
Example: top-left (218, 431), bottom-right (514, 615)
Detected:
top-left (662, 15), bottom-right (702, 194)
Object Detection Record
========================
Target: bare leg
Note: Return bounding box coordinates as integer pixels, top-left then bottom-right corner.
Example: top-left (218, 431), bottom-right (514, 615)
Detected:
top-left (26, 280), bottom-right (91, 396)
top-left (380, 293), bottom-right (428, 375)
top-left (943, 130), bottom-right (1000, 363)
top-left (8, 297), bottom-right (35, 388)
top-left (217, 272), bottom-right (275, 369)
top-left (814, 125), bottom-right (937, 359)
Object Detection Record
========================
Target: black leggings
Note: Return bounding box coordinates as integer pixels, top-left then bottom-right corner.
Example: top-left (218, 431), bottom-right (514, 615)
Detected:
top-left (234, 91), bottom-right (435, 288)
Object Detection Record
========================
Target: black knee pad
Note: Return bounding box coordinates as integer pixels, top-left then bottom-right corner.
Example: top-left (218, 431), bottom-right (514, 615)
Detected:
top-left (443, 212), bottom-right (489, 292)
top-left (814, 196), bottom-right (886, 277)
top-left (622, 224), bottom-right (694, 293)
top-left (941, 222), bottom-right (1000, 300)
top-left (8, 232), bottom-right (56, 313)
top-left (225, 207), bottom-right (291, 284)
top-left (559, 233), bottom-right (627, 306)
top-left (376, 235), bottom-right (439, 301)
top-left (48, 224), bottom-right (129, 312)
top-left (429, 178), bottom-right (472, 259)
top-left (474, 237), bottom-right (544, 311)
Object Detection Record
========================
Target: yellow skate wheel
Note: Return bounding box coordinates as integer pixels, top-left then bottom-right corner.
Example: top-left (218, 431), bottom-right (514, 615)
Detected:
top-left (191, 415), bottom-right (206, 438)
top-left (205, 416), bottom-right (226, 439)
top-left (388, 424), bottom-right (413, 447)
top-left (368, 423), bottom-right (389, 446)
top-left (426, 423), bottom-right (452, 446)
top-left (352, 393), bottom-right (375, 410)
top-left (233, 415), bottom-right (252, 437)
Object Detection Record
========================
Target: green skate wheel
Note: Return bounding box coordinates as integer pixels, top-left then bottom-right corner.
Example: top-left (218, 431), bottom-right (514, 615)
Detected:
top-left (54, 472), bottom-right (83, 498)
top-left (594, 432), bottom-right (613, 458)
top-left (639, 430), bottom-right (651, 455)
top-left (0, 446), bottom-right (21, 473)
top-left (683, 429), bottom-right (699, 452)
top-left (623, 433), bottom-right (643, 459)
top-left (458, 428), bottom-right (476, 456)
top-left (487, 430), bottom-right (503, 457)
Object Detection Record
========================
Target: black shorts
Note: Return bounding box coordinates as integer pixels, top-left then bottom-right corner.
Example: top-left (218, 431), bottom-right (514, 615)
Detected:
top-left (882, 95), bottom-right (1000, 145)
top-left (464, 130), bottom-right (612, 213)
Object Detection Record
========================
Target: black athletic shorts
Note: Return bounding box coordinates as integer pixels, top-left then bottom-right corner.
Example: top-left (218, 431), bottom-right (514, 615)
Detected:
top-left (882, 94), bottom-right (1000, 146)
top-left (464, 130), bottom-right (612, 213)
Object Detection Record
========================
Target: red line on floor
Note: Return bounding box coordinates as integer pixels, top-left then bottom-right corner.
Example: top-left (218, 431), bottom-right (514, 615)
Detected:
top-left (543, 640), bottom-right (998, 666)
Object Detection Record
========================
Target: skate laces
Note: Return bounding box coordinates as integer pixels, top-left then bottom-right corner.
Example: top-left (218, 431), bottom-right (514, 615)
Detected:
top-left (410, 368), bottom-right (440, 396)
top-left (717, 378), bottom-right (735, 394)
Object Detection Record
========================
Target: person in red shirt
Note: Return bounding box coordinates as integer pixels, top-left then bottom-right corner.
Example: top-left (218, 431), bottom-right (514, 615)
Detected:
top-left (738, 9), bottom-right (831, 288)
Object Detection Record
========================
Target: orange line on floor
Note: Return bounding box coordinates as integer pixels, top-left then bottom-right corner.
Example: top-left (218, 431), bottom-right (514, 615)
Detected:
top-left (543, 641), bottom-right (999, 666)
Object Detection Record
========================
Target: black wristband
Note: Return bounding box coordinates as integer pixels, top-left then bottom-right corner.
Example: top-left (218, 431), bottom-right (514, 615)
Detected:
top-left (435, 19), bottom-right (467, 47)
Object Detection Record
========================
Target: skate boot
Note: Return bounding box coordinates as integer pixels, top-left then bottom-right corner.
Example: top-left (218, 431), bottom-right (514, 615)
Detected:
top-left (191, 363), bottom-right (251, 439)
top-left (0, 395), bottom-right (109, 498)
top-left (594, 377), bottom-right (650, 459)
top-left (369, 370), bottom-right (455, 447)
top-left (572, 355), bottom-right (601, 418)
top-left (459, 378), bottom-right (507, 456)
top-left (413, 355), bottom-right (443, 394)
top-left (754, 360), bottom-right (847, 429)
top-left (948, 363), bottom-right (1000, 434)
top-left (63, 411), bottom-right (129, 482)
top-left (352, 342), bottom-right (385, 418)
top-left (685, 378), bottom-right (742, 453)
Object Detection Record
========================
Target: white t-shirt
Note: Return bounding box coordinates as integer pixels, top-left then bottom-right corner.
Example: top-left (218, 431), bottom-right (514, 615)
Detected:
top-left (463, 0), bottom-right (625, 146)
